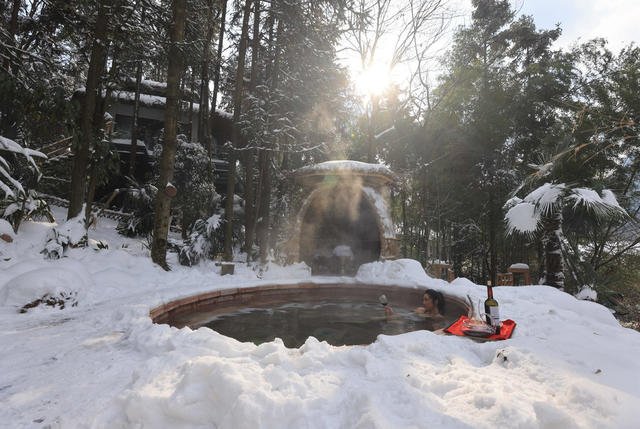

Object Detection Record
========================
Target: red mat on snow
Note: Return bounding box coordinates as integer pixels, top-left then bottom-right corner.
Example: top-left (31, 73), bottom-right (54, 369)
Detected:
top-left (444, 316), bottom-right (516, 340)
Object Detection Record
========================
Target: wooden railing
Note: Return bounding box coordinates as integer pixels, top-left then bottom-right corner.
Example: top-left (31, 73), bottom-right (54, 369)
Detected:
top-left (39, 193), bottom-right (133, 222)
top-left (39, 136), bottom-right (73, 161)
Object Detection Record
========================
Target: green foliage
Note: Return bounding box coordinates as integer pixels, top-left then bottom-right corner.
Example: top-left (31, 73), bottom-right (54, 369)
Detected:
top-left (229, 0), bottom-right (352, 166)
top-left (1, 136), bottom-right (44, 196)
top-left (94, 240), bottom-right (109, 250)
top-left (0, 0), bottom-right (77, 144)
top-left (41, 228), bottom-right (70, 260)
top-left (1, 190), bottom-right (54, 233)
top-left (90, 138), bottom-right (121, 189)
top-left (179, 214), bottom-right (224, 266)
top-left (116, 178), bottom-right (157, 237)
top-left (173, 137), bottom-right (218, 234)
top-left (393, 0), bottom-right (570, 282)
top-left (1, 135), bottom-right (51, 232)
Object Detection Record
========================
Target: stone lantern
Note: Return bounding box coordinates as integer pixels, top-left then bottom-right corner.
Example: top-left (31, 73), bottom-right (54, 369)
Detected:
top-left (284, 160), bottom-right (400, 275)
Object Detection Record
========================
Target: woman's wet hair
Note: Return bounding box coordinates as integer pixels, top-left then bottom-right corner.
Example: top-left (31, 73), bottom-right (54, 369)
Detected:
top-left (424, 289), bottom-right (445, 314)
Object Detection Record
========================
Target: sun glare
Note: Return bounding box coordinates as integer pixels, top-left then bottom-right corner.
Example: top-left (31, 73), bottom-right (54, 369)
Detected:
top-left (355, 62), bottom-right (391, 99)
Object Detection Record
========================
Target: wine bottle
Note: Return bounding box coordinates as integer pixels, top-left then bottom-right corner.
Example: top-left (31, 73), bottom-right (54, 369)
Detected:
top-left (484, 281), bottom-right (500, 334)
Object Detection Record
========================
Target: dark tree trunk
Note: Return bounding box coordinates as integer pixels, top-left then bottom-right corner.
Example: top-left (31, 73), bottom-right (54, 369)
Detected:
top-left (150, 0), bottom-right (188, 269)
top-left (128, 6), bottom-right (147, 178)
top-left (129, 60), bottom-right (143, 177)
top-left (536, 239), bottom-right (544, 284)
top-left (68, 0), bottom-right (110, 220)
top-left (542, 210), bottom-right (564, 289)
top-left (256, 148), bottom-right (272, 262)
top-left (223, 0), bottom-right (252, 261)
top-left (243, 0), bottom-right (261, 258)
top-left (188, 69), bottom-right (195, 138)
top-left (210, 0), bottom-right (227, 140)
top-left (198, 0), bottom-right (216, 146)
top-left (401, 187), bottom-right (407, 258)
top-left (93, 40), bottom-right (113, 130)
top-left (3, 0), bottom-right (20, 70)
top-left (367, 96), bottom-right (378, 163)
top-left (256, 17), bottom-right (282, 263)
top-left (252, 4), bottom-right (276, 223)
top-left (488, 190), bottom-right (498, 286)
top-left (85, 46), bottom-right (116, 226)
top-left (0, 0), bottom-right (21, 137)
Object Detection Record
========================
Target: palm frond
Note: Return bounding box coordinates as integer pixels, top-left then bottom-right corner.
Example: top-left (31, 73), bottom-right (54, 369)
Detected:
top-left (505, 201), bottom-right (539, 236)
top-left (524, 182), bottom-right (567, 216)
top-left (568, 188), bottom-right (628, 219)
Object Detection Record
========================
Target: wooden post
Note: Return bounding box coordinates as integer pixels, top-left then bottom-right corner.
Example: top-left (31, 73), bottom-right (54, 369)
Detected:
top-left (508, 264), bottom-right (531, 286)
top-left (430, 262), bottom-right (453, 282)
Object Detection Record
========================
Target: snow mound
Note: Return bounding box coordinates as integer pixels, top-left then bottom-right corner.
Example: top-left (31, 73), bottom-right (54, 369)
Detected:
top-left (57, 214), bottom-right (88, 244)
top-left (0, 219), bottom-right (14, 238)
top-left (450, 276), bottom-right (476, 288)
top-left (260, 261), bottom-right (312, 281)
top-left (2, 204), bottom-right (640, 429)
top-left (356, 258), bottom-right (429, 285)
top-left (0, 260), bottom-right (91, 307)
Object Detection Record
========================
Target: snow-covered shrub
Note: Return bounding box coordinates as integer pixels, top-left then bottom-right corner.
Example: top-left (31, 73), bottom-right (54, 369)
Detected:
top-left (1, 189), bottom-right (54, 232)
top-left (116, 178), bottom-right (157, 237)
top-left (20, 291), bottom-right (78, 313)
top-left (179, 214), bottom-right (224, 266)
top-left (1, 136), bottom-right (46, 195)
top-left (575, 286), bottom-right (597, 301)
top-left (172, 137), bottom-right (219, 235)
top-left (0, 262), bottom-right (88, 312)
top-left (1, 135), bottom-right (50, 232)
top-left (94, 240), bottom-right (109, 250)
top-left (41, 214), bottom-right (87, 259)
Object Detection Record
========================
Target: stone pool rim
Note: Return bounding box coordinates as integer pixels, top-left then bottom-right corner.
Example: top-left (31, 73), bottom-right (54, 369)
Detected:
top-left (150, 282), bottom-right (471, 333)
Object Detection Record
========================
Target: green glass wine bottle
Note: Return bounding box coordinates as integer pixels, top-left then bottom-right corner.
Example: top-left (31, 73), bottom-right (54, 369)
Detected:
top-left (484, 280), bottom-right (500, 334)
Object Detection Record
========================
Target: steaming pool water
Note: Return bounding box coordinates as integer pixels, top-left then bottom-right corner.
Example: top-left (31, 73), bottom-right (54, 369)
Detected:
top-left (151, 283), bottom-right (469, 347)
top-left (197, 300), bottom-right (458, 347)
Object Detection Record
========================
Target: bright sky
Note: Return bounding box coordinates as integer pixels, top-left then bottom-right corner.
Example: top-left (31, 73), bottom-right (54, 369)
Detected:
top-left (507, 0), bottom-right (639, 51)
top-left (347, 0), bottom-right (639, 99)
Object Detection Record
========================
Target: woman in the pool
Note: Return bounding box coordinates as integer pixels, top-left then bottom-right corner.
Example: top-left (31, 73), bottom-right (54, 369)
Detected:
top-left (384, 289), bottom-right (445, 318)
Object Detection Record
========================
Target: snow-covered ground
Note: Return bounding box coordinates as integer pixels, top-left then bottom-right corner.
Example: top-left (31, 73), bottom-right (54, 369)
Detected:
top-left (1, 207), bottom-right (639, 429)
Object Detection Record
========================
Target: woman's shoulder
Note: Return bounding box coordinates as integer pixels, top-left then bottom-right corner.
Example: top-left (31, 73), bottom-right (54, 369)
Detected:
top-left (424, 312), bottom-right (444, 319)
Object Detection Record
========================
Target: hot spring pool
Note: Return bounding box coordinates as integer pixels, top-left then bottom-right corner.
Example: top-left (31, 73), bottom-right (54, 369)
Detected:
top-left (198, 300), bottom-right (458, 347)
top-left (151, 283), bottom-right (469, 347)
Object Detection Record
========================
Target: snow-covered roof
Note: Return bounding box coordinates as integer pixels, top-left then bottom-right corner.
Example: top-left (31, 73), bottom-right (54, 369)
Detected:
top-left (509, 263), bottom-right (529, 270)
top-left (74, 88), bottom-right (200, 112)
top-left (295, 160), bottom-right (398, 186)
top-left (140, 78), bottom-right (167, 89)
top-left (111, 90), bottom-right (200, 112)
top-left (111, 138), bottom-right (146, 147)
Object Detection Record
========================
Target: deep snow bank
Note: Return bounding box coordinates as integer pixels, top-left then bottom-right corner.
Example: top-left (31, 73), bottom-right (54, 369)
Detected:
top-left (1, 211), bottom-right (639, 428)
